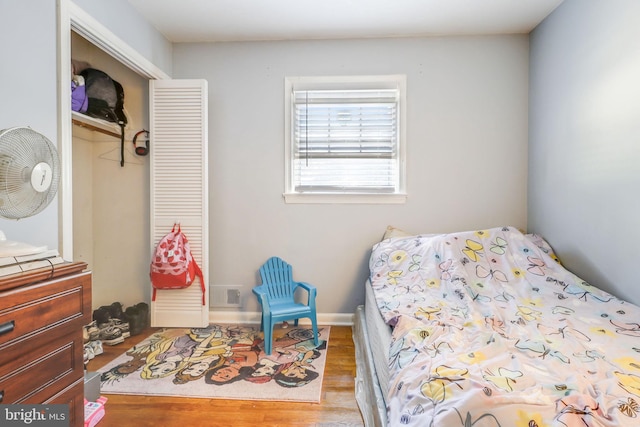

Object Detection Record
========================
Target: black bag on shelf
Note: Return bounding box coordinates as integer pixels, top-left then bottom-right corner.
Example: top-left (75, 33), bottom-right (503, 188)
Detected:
top-left (79, 68), bottom-right (128, 166)
top-left (80, 68), bottom-right (127, 126)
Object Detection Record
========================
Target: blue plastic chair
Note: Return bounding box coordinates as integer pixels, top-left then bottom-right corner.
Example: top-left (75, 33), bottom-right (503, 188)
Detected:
top-left (253, 257), bottom-right (319, 355)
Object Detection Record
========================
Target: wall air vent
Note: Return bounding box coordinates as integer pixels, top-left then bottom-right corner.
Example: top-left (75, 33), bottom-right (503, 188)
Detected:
top-left (211, 285), bottom-right (242, 308)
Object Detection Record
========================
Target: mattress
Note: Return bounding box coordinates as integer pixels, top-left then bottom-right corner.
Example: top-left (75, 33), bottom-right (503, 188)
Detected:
top-left (367, 225), bottom-right (640, 426)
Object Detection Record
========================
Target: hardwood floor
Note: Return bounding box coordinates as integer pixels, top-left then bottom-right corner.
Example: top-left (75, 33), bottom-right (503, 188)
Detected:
top-left (85, 325), bottom-right (364, 427)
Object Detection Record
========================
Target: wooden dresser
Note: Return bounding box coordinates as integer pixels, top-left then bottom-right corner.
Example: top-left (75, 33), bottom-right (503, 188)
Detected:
top-left (0, 262), bottom-right (91, 427)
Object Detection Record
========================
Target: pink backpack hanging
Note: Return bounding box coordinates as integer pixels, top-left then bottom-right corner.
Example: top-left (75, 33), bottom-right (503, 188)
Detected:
top-left (150, 224), bottom-right (205, 304)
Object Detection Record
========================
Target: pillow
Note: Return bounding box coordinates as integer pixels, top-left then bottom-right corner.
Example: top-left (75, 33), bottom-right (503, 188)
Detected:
top-left (381, 225), bottom-right (412, 241)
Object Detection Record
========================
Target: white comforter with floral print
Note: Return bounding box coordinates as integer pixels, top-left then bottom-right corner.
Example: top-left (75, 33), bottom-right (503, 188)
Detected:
top-left (369, 226), bottom-right (640, 427)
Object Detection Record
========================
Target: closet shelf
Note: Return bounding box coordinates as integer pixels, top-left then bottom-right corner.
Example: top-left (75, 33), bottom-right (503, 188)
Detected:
top-left (72, 111), bottom-right (121, 138)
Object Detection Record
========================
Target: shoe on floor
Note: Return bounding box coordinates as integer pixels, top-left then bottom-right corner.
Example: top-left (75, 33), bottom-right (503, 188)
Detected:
top-left (92, 307), bottom-right (111, 325)
top-left (107, 302), bottom-right (125, 320)
top-left (83, 339), bottom-right (104, 365)
top-left (97, 324), bottom-right (124, 346)
top-left (135, 302), bottom-right (150, 328)
top-left (124, 306), bottom-right (143, 336)
top-left (83, 320), bottom-right (100, 343)
top-left (108, 318), bottom-right (130, 339)
top-left (86, 339), bottom-right (103, 357)
top-left (83, 344), bottom-right (94, 365)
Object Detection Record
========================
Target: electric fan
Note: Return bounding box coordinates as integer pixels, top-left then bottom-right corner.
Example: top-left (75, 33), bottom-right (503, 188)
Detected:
top-left (0, 127), bottom-right (60, 219)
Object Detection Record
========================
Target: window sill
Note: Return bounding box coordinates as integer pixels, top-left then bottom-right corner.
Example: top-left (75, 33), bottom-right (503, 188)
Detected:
top-left (283, 192), bottom-right (407, 204)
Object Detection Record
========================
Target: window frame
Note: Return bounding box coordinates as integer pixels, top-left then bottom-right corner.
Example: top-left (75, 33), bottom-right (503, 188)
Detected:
top-left (284, 75), bottom-right (407, 204)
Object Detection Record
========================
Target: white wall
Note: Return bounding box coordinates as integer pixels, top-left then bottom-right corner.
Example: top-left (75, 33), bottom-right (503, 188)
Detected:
top-left (173, 35), bottom-right (530, 313)
top-left (529, 0), bottom-right (640, 305)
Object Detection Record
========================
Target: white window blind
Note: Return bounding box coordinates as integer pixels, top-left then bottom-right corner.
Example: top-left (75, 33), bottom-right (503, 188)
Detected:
top-left (292, 88), bottom-right (399, 194)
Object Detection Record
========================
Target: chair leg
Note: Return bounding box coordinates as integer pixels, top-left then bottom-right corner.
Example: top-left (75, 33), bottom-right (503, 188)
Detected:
top-left (311, 315), bottom-right (319, 346)
top-left (264, 316), bottom-right (273, 355)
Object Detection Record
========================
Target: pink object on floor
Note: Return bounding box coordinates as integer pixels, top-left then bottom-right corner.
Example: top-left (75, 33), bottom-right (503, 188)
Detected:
top-left (84, 396), bottom-right (108, 427)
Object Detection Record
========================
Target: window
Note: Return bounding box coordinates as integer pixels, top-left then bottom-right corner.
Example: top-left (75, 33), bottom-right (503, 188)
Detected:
top-left (284, 75), bottom-right (406, 203)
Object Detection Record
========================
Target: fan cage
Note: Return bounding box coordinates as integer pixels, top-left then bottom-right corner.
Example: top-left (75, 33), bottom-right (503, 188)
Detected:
top-left (0, 127), bottom-right (61, 219)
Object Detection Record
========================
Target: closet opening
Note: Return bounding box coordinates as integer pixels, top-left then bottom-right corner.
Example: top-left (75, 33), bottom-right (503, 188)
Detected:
top-left (58, 0), bottom-right (168, 309)
top-left (58, 1), bottom-right (209, 327)
top-left (71, 29), bottom-right (150, 308)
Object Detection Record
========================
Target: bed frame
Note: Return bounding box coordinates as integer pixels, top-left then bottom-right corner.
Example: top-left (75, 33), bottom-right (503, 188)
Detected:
top-left (353, 305), bottom-right (387, 427)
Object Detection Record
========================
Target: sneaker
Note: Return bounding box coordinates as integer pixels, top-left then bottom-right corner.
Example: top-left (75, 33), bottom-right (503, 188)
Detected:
top-left (97, 324), bottom-right (124, 346)
top-left (109, 318), bottom-right (130, 339)
top-left (86, 339), bottom-right (103, 357)
top-left (82, 326), bottom-right (90, 343)
top-left (83, 345), bottom-right (93, 365)
top-left (83, 320), bottom-right (100, 343)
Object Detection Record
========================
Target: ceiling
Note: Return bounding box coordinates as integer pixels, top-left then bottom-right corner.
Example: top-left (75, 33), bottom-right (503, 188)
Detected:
top-left (126, 0), bottom-right (564, 43)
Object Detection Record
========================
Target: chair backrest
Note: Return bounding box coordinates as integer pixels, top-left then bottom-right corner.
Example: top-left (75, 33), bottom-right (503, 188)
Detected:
top-left (259, 257), bottom-right (296, 301)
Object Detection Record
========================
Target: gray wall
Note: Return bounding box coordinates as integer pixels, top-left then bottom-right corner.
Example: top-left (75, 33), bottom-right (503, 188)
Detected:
top-left (0, 0), bottom-right (172, 252)
top-left (173, 36), bottom-right (530, 313)
top-left (529, 0), bottom-right (640, 305)
top-left (71, 0), bottom-right (173, 75)
top-left (1, 2), bottom-right (532, 316)
top-left (0, 0), bottom-right (59, 250)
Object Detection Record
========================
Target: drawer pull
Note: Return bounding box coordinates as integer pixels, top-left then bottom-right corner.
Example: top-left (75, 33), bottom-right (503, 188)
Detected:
top-left (0, 320), bottom-right (15, 336)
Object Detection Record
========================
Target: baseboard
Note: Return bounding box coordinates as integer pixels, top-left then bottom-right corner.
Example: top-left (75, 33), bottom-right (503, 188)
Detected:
top-left (208, 311), bottom-right (354, 326)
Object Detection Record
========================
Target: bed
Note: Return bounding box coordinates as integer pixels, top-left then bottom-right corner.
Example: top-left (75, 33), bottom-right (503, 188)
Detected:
top-left (353, 225), bottom-right (640, 427)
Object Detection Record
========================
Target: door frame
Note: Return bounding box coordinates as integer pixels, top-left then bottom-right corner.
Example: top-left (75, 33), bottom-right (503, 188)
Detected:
top-left (56, 0), bottom-right (169, 259)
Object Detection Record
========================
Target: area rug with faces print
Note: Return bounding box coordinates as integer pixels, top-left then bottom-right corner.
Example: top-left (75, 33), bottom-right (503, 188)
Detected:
top-left (98, 324), bottom-right (330, 402)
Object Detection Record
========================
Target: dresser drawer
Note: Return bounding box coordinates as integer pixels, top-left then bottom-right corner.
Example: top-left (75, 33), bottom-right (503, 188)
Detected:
top-left (0, 263), bottom-right (90, 425)
top-left (0, 271), bottom-right (91, 348)
top-left (0, 334), bottom-right (83, 404)
top-left (45, 375), bottom-right (85, 427)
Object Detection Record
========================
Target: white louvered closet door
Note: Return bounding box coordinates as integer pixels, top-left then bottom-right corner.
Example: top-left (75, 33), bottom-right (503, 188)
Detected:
top-left (150, 79), bottom-right (209, 327)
